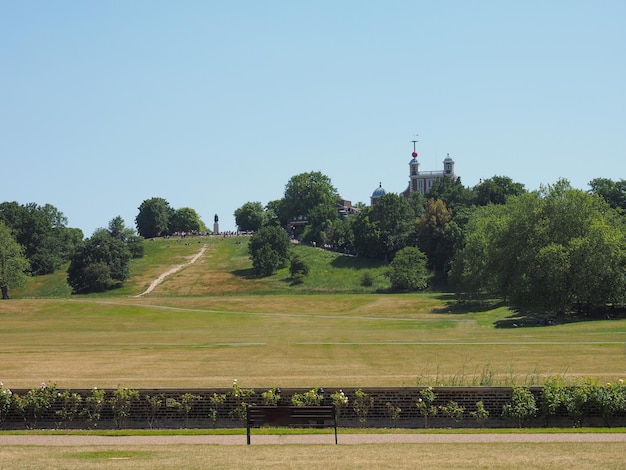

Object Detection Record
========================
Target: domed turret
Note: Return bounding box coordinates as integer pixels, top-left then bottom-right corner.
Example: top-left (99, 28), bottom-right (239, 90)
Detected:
top-left (370, 183), bottom-right (386, 205)
top-left (443, 153), bottom-right (455, 176)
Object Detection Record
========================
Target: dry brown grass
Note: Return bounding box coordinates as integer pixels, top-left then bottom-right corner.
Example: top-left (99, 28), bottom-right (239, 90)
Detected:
top-left (0, 443), bottom-right (624, 469)
top-left (0, 295), bottom-right (623, 389)
top-left (3, 237), bottom-right (624, 389)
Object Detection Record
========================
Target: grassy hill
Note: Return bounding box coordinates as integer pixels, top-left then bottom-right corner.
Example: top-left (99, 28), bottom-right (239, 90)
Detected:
top-left (3, 235), bottom-right (625, 389)
top-left (13, 236), bottom-right (393, 298)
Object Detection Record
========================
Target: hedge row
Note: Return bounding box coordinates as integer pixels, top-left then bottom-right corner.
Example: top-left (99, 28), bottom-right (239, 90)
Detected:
top-left (0, 379), bottom-right (624, 430)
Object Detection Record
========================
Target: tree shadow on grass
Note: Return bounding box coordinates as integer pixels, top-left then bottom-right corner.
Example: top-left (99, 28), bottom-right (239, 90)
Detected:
top-left (330, 255), bottom-right (386, 270)
top-left (493, 308), bottom-right (626, 329)
top-left (231, 267), bottom-right (293, 284)
top-left (430, 293), bottom-right (507, 315)
top-left (230, 268), bottom-right (258, 280)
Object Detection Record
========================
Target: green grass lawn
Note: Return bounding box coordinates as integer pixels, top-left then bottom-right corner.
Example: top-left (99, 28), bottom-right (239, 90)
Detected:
top-left (3, 236), bottom-right (625, 389)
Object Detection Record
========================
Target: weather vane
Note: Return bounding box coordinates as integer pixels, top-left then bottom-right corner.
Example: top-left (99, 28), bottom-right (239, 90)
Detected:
top-left (411, 134), bottom-right (419, 152)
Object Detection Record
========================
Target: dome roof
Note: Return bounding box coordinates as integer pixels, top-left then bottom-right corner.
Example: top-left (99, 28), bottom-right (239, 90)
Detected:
top-left (372, 183), bottom-right (386, 198)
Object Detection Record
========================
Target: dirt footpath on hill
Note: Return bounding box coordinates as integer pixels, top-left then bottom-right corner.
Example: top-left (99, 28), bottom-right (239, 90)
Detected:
top-left (135, 244), bottom-right (207, 297)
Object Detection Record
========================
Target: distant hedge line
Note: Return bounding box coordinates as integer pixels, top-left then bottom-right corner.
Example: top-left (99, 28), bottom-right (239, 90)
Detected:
top-left (1, 380), bottom-right (624, 430)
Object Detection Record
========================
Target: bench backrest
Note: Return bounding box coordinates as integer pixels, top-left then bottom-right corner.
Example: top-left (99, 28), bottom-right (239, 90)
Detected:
top-left (246, 405), bottom-right (337, 444)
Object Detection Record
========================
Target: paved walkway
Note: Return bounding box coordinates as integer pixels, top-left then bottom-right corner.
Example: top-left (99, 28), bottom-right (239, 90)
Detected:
top-left (1, 433), bottom-right (625, 446)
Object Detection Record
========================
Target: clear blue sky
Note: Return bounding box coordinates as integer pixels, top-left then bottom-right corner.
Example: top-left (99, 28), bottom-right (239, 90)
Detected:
top-left (2, 1), bottom-right (625, 236)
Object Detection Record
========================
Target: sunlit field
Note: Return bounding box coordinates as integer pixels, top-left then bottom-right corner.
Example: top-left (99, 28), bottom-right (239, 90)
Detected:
top-left (3, 237), bottom-right (624, 390)
top-left (0, 442), bottom-right (624, 470)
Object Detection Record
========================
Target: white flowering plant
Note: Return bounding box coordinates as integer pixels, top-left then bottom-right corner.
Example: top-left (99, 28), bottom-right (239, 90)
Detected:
top-left (0, 382), bottom-right (13, 426)
top-left (330, 390), bottom-right (348, 417)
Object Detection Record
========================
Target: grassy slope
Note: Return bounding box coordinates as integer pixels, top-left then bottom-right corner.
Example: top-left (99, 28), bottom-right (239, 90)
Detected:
top-left (3, 236), bottom-right (625, 389)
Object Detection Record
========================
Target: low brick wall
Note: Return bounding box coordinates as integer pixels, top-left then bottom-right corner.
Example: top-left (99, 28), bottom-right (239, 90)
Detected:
top-left (1, 386), bottom-right (624, 430)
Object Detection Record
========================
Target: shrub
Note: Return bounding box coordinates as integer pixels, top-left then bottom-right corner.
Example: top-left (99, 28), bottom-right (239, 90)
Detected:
top-left (331, 390), bottom-right (349, 418)
top-left (360, 271), bottom-right (374, 287)
top-left (289, 255), bottom-right (309, 285)
top-left (81, 388), bottom-right (106, 429)
top-left (0, 383), bottom-right (13, 428)
top-left (502, 386), bottom-right (537, 427)
top-left (248, 226), bottom-right (291, 276)
top-left (292, 388), bottom-right (323, 406)
top-left (386, 401), bottom-right (401, 425)
top-left (179, 393), bottom-right (202, 428)
top-left (208, 392), bottom-right (227, 425)
top-left (13, 383), bottom-right (57, 429)
top-left (469, 400), bottom-right (489, 427)
top-left (541, 376), bottom-right (568, 425)
top-left (593, 380), bottom-right (626, 427)
top-left (145, 394), bottom-right (164, 429)
top-left (386, 246), bottom-right (429, 291)
top-left (261, 387), bottom-right (281, 406)
top-left (55, 389), bottom-right (82, 429)
top-left (353, 389), bottom-right (374, 424)
top-left (416, 387), bottom-right (437, 428)
top-left (229, 380), bottom-right (255, 421)
top-left (440, 400), bottom-right (465, 422)
top-left (564, 379), bottom-right (597, 427)
top-left (109, 387), bottom-right (139, 429)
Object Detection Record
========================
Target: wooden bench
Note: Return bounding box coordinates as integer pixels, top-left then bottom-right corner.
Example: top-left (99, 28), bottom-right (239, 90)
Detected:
top-left (246, 405), bottom-right (338, 444)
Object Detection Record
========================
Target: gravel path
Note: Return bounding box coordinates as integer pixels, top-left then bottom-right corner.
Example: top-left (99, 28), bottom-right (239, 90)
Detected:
top-left (1, 433), bottom-right (625, 446)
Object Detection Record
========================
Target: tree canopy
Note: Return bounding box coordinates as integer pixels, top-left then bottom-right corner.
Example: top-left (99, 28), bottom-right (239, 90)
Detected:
top-left (169, 207), bottom-right (205, 233)
top-left (415, 198), bottom-right (456, 272)
top-left (67, 230), bottom-right (132, 294)
top-left (282, 171), bottom-right (339, 221)
top-left (451, 180), bottom-right (626, 315)
top-left (473, 176), bottom-right (526, 206)
top-left (135, 197), bottom-right (173, 238)
top-left (0, 222), bottom-right (30, 299)
top-left (588, 177), bottom-right (626, 212)
top-left (386, 246), bottom-right (429, 291)
top-left (0, 201), bottom-right (82, 275)
top-left (248, 225), bottom-right (291, 276)
top-left (234, 201), bottom-right (266, 232)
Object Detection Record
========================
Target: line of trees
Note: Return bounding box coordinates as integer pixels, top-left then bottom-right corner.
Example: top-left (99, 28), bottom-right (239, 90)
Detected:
top-left (135, 197), bottom-right (207, 238)
top-left (0, 202), bottom-right (84, 299)
top-left (236, 172), bottom-right (626, 316)
top-left (0, 196), bottom-right (210, 296)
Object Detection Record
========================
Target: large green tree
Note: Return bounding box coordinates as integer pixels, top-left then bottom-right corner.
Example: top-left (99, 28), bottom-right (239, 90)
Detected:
top-left (282, 171), bottom-right (339, 221)
top-left (473, 176), bottom-right (526, 206)
top-left (264, 199), bottom-right (287, 227)
top-left (588, 178), bottom-right (626, 212)
top-left (0, 201), bottom-right (81, 275)
top-left (302, 201), bottom-right (339, 245)
top-left (351, 209), bottom-right (383, 258)
top-left (234, 201), bottom-right (266, 232)
top-left (107, 216), bottom-right (144, 259)
top-left (371, 193), bottom-right (414, 260)
top-left (248, 225), bottom-right (291, 276)
top-left (414, 199), bottom-right (456, 272)
top-left (0, 222), bottom-right (30, 299)
top-left (135, 198), bottom-right (173, 238)
top-left (386, 246), bottom-right (429, 291)
top-left (352, 193), bottom-right (414, 260)
top-left (169, 207), bottom-right (205, 233)
top-left (451, 180), bottom-right (626, 314)
top-left (426, 177), bottom-right (474, 212)
top-left (67, 230), bottom-right (132, 293)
